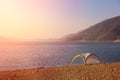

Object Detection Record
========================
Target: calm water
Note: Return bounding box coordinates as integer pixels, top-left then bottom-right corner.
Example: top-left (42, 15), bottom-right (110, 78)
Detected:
top-left (0, 42), bottom-right (120, 71)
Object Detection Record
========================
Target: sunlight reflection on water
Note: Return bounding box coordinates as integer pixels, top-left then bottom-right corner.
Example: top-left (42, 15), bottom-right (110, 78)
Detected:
top-left (0, 42), bottom-right (120, 71)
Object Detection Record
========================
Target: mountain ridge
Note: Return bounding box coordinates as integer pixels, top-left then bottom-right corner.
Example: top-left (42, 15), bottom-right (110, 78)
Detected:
top-left (63, 16), bottom-right (120, 42)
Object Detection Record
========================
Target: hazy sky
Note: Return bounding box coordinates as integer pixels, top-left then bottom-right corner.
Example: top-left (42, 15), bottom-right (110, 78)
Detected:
top-left (0, 0), bottom-right (120, 39)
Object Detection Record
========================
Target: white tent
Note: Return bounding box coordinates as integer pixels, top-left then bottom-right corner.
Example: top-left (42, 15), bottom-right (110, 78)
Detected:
top-left (71, 53), bottom-right (101, 64)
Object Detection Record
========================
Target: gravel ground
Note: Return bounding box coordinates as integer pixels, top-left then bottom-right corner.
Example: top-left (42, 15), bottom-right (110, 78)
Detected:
top-left (0, 62), bottom-right (120, 80)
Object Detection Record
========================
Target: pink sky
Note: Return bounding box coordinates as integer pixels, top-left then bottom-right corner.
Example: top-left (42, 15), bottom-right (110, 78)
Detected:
top-left (0, 0), bottom-right (119, 39)
top-left (0, 0), bottom-right (88, 39)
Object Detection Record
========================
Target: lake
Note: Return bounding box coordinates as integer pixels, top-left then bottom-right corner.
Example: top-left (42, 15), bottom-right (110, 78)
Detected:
top-left (0, 42), bottom-right (120, 71)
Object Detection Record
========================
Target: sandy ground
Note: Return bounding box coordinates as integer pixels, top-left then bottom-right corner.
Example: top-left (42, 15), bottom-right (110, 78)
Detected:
top-left (0, 62), bottom-right (120, 80)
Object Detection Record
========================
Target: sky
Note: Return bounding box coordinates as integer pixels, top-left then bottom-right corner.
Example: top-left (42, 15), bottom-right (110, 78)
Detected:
top-left (0, 0), bottom-right (120, 40)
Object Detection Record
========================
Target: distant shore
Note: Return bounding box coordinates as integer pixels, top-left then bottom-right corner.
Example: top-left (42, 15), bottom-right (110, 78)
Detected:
top-left (0, 62), bottom-right (119, 80)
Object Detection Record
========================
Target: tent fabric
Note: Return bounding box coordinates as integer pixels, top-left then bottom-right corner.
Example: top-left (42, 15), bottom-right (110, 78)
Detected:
top-left (71, 53), bottom-right (101, 64)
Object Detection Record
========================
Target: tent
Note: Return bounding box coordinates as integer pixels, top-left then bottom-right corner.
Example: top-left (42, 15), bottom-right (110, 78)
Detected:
top-left (71, 53), bottom-right (101, 64)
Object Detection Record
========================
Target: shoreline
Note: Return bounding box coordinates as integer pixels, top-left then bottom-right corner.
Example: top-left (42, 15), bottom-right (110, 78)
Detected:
top-left (0, 62), bottom-right (119, 80)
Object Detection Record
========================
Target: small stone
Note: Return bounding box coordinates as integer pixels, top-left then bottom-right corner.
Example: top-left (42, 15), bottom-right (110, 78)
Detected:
top-left (113, 68), bottom-right (117, 71)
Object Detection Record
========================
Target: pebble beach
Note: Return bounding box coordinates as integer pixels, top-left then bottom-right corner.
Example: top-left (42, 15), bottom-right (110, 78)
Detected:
top-left (0, 62), bottom-right (119, 80)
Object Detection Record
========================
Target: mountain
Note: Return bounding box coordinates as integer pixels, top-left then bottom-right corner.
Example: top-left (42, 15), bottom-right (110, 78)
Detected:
top-left (63, 16), bottom-right (120, 42)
